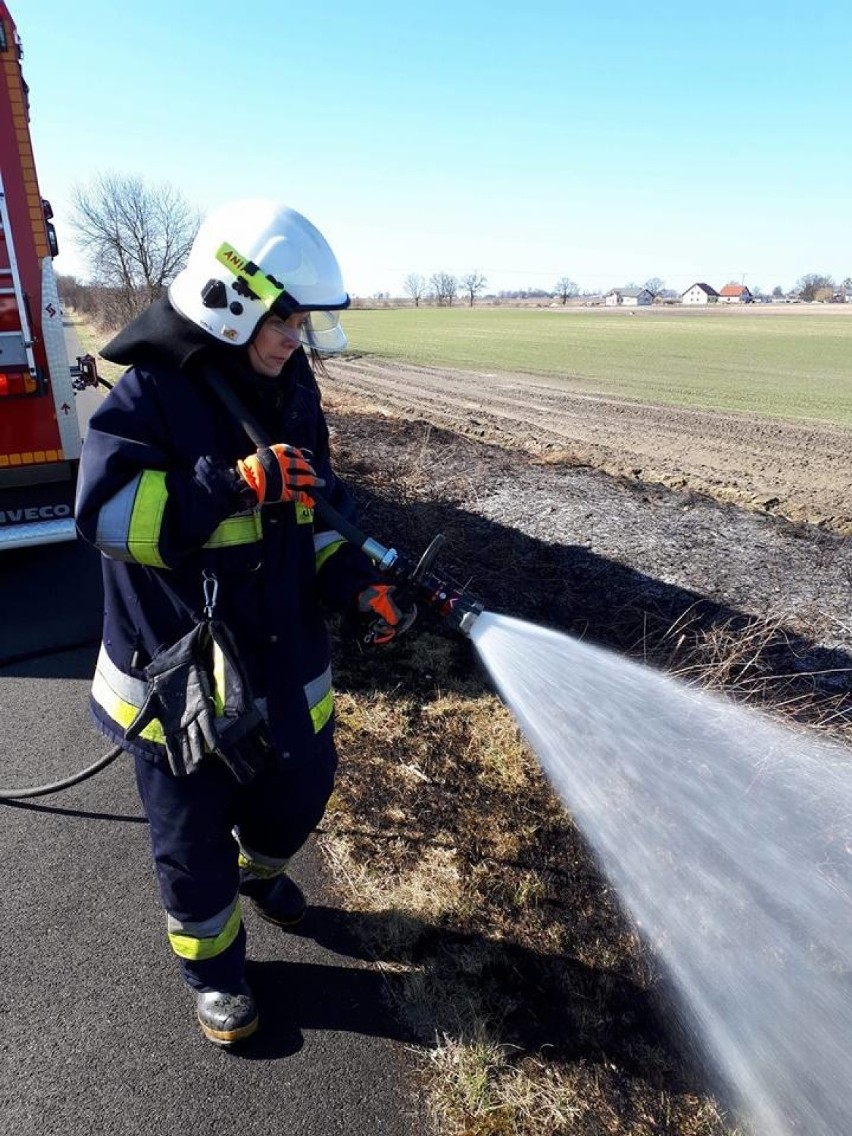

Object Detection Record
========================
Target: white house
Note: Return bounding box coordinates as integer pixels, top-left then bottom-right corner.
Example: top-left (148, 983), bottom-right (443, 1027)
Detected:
top-left (604, 287), bottom-right (653, 307)
top-left (718, 283), bottom-right (753, 304)
top-left (681, 282), bottom-right (719, 305)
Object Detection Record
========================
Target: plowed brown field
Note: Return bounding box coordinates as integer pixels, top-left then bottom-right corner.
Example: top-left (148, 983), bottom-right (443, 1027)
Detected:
top-left (328, 356), bottom-right (852, 536)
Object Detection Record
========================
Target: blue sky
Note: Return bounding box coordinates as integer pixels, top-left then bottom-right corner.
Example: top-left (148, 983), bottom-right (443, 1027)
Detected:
top-left (15, 1), bottom-right (852, 297)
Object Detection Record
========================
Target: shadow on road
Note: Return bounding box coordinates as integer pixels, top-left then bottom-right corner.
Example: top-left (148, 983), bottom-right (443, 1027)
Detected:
top-left (237, 903), bottom-right (682, 1087)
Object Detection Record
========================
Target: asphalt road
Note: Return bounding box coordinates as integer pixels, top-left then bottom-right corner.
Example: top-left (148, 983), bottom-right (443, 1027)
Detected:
top-left (0, 540), bottom-right (429, 1134)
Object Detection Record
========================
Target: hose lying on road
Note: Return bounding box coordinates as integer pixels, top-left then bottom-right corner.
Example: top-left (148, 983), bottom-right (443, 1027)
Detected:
top-left (0, 638), bottom-right (123, 800)
top-left (0, 744), bottom-right (124, 800)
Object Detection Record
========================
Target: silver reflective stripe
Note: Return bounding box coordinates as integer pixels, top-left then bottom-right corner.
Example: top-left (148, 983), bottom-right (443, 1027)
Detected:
top-left (94, 475), bottom-right (141, 561)
top-left (313, 530), bottom-right (343, 555)
top-left (167, 896), bottom-right (239, 938)
top-left (94, 643), bottom-right (148, 705)
top-left (91, 643), bottom-right (165, 744)
top-left (304, 665), bottom-right (332, 708)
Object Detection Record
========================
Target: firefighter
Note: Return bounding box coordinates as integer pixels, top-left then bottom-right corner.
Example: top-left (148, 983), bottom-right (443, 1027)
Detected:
top-left (75, 200), bottom-right (415, 1046)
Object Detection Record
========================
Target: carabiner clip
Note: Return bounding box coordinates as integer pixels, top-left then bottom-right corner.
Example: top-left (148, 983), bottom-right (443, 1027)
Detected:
top-left (202, 571), bottom-right (219, 620)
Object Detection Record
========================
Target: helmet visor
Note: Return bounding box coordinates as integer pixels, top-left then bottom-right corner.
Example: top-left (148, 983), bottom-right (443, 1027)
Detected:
top-left (301, 310), bottom-right (347, 354)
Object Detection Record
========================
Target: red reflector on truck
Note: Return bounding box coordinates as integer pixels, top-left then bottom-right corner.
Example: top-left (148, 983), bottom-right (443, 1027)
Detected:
top-left (0, 372), bottom-right (38, 397)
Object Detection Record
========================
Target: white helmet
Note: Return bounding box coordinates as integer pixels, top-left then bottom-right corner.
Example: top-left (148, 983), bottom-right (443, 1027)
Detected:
top-left (169, 200), bottom-right (350, 352)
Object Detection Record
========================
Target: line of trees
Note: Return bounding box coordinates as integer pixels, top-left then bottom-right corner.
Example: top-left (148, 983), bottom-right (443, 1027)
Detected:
top-left (404, 272), bottom-right (585, 307)
top-left (403, 272), bottom-right (490, 307)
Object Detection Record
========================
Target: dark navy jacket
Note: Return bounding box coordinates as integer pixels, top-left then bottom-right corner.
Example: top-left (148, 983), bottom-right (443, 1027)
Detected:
top-left (75, 298), bottom-right (377, 765)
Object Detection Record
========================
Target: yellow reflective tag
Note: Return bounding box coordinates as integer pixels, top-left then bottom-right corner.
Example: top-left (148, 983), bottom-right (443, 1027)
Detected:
top-left (215, 242), bottom-right (284, 308)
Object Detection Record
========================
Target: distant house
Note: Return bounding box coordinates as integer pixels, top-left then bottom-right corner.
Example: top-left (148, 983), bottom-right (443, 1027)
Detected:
top-left (681, 282), bottom-right (719, 305)
top-left (604, 287), bottom-right (653, 307)
top-left (718, 283), bottom-right (753, 304)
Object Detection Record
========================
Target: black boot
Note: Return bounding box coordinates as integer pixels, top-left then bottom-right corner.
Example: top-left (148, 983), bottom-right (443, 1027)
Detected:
top-left (240, 871), bottom-right (307, 927)
top-left (196, 981), bottom-right (258, 1046)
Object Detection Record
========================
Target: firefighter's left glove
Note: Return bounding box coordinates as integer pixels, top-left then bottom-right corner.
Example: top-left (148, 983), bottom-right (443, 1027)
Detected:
top-left (357, 584), bottom-right (417, 646)
top-left (236, 444), bottom-right (324, 507)
top-left (124, 622), bottom-right (275, 784)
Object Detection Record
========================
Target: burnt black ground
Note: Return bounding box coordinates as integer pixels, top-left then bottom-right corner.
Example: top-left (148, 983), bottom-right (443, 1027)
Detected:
top-left (329, 407), bottom-right (852, 720)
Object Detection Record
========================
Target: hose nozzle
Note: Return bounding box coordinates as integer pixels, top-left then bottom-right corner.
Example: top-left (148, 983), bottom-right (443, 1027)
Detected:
top-left (415, 569), bottom-right (484, 637)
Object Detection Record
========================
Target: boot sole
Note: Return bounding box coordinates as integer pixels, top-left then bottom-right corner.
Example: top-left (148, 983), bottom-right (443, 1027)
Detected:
top-left (198, 1014), bottom-right (259, 1047)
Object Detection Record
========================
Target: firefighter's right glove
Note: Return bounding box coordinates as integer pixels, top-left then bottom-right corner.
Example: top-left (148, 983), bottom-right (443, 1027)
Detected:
top-left (236, 444), bottom-right (324, 507)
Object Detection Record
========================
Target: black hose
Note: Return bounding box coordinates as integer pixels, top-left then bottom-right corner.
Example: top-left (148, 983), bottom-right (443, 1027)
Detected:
top-left (204, 367), bottom-right (377, 551)
top-left (0, 744), bottom-right (124, 800)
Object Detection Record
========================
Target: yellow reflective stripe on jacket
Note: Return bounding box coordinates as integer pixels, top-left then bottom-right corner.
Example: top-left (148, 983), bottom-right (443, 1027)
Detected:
top-left (305, 665), bottom-right (334, 733)
top-left (212, 638), bottom-right (226, 717)
top-left (91, 645), bottom-right (165, 744)
top-left (295, 503), bottom-right (314, 526)
top-left (314, 530), bottom-right (345, 572)
top-left (94, 470), bottom-right (168, 567)
top-left (310, 689), bottom-right (334, 733)
top-left (167, 902), bottom-right (242, 961)
top-left (127, 470), bottom-right (168, 568)
top-left (202, 510), bottom-right (262, 548)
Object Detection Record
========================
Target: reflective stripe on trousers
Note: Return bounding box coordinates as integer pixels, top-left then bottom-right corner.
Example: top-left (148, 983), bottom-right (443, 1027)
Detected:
top-left (166, 897), bottom-right (242, 960)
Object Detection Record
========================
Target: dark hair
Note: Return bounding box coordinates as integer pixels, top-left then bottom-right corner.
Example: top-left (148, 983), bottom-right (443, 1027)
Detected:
top-left (308, 347), bottom-right (330, 378)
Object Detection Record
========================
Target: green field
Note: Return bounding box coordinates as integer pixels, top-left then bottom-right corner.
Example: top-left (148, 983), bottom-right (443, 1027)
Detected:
top-left (341, 306), bottom-right (852, 426)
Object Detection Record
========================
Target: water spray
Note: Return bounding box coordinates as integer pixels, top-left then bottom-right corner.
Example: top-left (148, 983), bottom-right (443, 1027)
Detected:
top-left (472, 612), bottom-right (852, 1136)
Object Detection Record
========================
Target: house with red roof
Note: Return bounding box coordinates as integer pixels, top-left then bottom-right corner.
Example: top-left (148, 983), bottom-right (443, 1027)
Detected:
top-left (718, 282), bottom-right (753, 304)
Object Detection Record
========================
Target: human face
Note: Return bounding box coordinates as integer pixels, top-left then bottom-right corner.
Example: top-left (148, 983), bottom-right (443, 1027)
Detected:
top-left (247, 313), bottom-right (309, 377)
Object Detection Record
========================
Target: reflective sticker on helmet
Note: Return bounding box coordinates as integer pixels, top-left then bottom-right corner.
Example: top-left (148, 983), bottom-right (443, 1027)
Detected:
top-left (215, 241), bottom-right (284, 308)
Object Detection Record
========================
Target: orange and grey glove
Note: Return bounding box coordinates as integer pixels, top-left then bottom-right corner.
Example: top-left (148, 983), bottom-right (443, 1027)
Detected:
top-left (236, 444), bottom-right (324, 507)
top-left (357, 584), bottom-right (418, 646)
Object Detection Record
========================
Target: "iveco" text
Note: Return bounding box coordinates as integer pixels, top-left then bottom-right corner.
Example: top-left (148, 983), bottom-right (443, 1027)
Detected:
top-left (0, 504), bottom-right (72, 524)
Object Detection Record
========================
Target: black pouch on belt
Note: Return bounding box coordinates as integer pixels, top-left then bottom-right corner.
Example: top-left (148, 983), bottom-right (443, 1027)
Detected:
top-left (125, 619), bottom-right (274, 785)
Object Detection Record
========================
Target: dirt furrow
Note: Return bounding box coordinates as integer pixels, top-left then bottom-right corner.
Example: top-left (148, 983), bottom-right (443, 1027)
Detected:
top-left (328, 357), bottom-right (852, 534)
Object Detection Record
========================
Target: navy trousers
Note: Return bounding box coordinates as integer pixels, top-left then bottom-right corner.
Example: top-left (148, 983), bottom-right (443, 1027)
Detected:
top-left (134, 732), bottom-right (337, 992)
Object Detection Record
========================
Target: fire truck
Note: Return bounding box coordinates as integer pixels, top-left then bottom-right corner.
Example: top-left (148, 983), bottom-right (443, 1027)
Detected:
top-left (0, 2), bottom-right (96, 550)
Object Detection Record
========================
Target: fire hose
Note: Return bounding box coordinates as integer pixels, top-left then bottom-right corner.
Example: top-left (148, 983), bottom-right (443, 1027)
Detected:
top-left (0, 370), bottom-right (482, 799)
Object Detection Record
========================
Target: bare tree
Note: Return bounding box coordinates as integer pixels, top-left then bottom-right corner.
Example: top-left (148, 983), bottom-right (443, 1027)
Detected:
top-left (459, 271), bottom-right (487, 307)
top-left (644, 277), bottom-right (665, 298)
top-left (403, 273), bottom-right (427, 307)
top-left (72, 172), bottom-right (200, 327)
top-left (554, 277), bottom-right (578, 305)
top-left (429, 271), bottom-right (458, 307)
top-left (794, 273), bottom-right (835, 302)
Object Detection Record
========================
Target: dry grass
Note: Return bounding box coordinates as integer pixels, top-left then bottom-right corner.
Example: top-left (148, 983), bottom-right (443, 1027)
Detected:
top-left (322, 631), bottom-right (752, 1136)
top-left (323, 659), bottom-right (760, 1133)
top-left (656, 605), bottom-right (852, 740)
